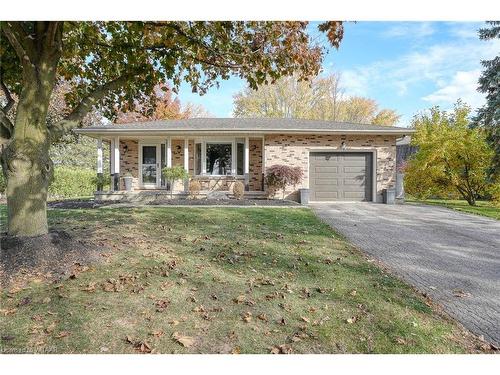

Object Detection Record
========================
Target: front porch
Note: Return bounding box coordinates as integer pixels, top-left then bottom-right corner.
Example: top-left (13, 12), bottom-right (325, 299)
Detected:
top-left (96, 135), bottom-right (265, 196)
top-left (94, 189), bottom-right (268, 203)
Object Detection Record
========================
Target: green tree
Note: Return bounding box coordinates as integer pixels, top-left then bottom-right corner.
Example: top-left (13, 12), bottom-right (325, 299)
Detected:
top-left (0, 21), bottom-right (343, 237)
top-left (405, 101), bottom-right (495, 206)
top-left (232, 73), bottom-right (400, 125)
top-left (473, 21), bottom-right (499, 175)
top-left (162, 166), bottom-right (189, 198)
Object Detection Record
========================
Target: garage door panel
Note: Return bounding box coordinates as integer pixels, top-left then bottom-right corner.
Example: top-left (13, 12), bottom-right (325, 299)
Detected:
top-left (343, 166), bottom-right (365, 173)
top-left (344, 178), bottom-right (365, 186)
top-left (313, 178), bottom-right (339, 186)
top-left (344, 191), bottom-right (366, 199)
top-left (315, 192), bottom-right (339, 199)
top-left (313, 166), bottom-right (339, 173)
top-left (310, 152), bottom-right (372, 202)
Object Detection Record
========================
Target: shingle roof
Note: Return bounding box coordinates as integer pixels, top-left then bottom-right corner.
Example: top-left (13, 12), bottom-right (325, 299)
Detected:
top-left (76, 117), bottom-right (413, 136)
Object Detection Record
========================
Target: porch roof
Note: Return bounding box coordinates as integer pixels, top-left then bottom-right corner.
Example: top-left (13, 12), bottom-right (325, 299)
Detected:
top-left (75, 117), bottom-right (414, 138)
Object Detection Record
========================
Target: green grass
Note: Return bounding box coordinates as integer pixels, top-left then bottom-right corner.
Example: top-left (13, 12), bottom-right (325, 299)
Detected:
top-left (407, 199), bottom-right (500, 220)
top-left (0, 205), bottom-right (480, 353)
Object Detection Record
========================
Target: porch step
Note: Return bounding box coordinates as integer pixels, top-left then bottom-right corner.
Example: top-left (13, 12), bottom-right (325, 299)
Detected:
top-left (95, 190), bottom-right (267, 203)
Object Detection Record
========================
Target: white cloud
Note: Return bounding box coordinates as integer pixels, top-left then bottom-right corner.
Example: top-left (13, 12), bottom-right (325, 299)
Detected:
top-left (340, 36), bottom-right (499, 100)
top-left (446, 22), bottom-right (482, 39)
top-left (382, 22), bottom-right (435, 39)
top-left (422, 69), bottom-right (484, 107)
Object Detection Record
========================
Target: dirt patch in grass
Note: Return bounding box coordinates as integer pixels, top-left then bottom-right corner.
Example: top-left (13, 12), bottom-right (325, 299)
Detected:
top-left (0, 230), bottom-right (108, 287)
top-left (48, 199), bottom-right (115, 209)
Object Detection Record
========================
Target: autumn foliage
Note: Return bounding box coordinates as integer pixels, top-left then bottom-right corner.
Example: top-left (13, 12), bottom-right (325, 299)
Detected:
top-left (265, 165), bottom-right (303, 199)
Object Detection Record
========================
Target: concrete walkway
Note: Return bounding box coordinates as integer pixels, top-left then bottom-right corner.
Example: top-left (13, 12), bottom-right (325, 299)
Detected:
top-left (311, 202), bottom-right (500, 347)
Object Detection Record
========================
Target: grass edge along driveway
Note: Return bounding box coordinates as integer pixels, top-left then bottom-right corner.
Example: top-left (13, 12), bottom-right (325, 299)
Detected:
top-left (406, 199), bottom-right (499, 220)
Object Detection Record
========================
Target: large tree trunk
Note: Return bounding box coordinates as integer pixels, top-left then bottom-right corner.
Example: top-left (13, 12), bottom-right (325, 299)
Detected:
top-left (2, 61), bottom-right (56, 237)
top-left (2, 140), bottom-right (52, 236)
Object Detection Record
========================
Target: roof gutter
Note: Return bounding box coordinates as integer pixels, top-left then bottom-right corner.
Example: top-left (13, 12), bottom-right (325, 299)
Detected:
top-left (75, 128), bottom-right (415, 137)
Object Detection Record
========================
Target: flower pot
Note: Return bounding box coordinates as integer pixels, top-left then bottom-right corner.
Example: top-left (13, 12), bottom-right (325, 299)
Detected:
top-left (299, 188), bottom-right (310, 205)
top-left (123, 176), bottom-right (133, 192)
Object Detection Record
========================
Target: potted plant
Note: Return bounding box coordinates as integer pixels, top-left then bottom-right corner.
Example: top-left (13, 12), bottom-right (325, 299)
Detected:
top-left (162, 166), bottom-right (189, 198)
top-left (123, 172), bottom-right (134, 192)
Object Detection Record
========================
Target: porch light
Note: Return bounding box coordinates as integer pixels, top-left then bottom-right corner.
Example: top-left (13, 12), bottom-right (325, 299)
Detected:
top-left (341, 141), bottom-right (347, 150)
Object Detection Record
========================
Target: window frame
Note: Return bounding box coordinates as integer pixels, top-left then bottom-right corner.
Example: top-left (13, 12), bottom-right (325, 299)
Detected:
top-left (192, 137), bottom-right (246, 177)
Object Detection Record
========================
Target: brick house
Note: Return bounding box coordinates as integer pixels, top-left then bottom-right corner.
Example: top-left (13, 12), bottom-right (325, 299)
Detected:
top-left (76, 118), bottom-right (413, 202)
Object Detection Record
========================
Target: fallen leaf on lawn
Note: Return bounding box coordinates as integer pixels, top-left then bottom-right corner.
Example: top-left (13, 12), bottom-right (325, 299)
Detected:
top-left (31, 314), bottom-right (43, 321)
top-left (350, 290), bottom-right (357, 296)
top-left (44, 322), bottom-right (56, 334)
top-left (150, 330), bottom-right (164, 337)
top-left (231, 347), bottom-right (241, 354)
top-left (233, 295), bottom-right (246, 304)
top-left (1, 308), bottom-right (17, 316)
top-left (100, 346), bottom-right (109, 352)
top-left (172, 332), bottom-right (195, 348)
top-left (395, 337), bottom-right (407, 345)
top-left (270, 344), bottom-right (293, 354)
top-left (42, 297), bottom-right (51, 304)
top-left (55, 331), bottom-right (70, 338)
top-left (346, 316), bottom-right (357, 324)
top-left (139, 342), bottom-right (152, 353)
top-left (192, 305), bottom-right (206, 313)
top-left (300, 316), bottom-right (310, 323)
top-left (155, 299), bottom-right (170, 312)
top-left (278, 317), bottom-right (287, 325)
top-left (242, 312), bottom-right (252, 323)
top-left (82, 282), bottom-right (96, 293)
top-left (17, 297), bottom-right (32, 306)
top-left (169, 320), bottom-right (180, 326)
top-left (257, 313), bottom-right (268, 322)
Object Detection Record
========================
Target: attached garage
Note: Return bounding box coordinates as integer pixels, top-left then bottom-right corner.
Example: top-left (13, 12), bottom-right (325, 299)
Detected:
top-left (309, 152), bottom-right (373, 202)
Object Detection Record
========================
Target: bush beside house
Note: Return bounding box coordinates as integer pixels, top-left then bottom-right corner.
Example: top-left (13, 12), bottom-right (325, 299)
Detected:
top-left (265, 165), bottom-right (303, 199)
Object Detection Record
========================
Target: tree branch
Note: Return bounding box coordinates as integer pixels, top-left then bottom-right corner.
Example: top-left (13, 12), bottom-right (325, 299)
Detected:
top-left (49, 73), bottom-right (134, 140)
top-left (1, 22), bottom-right (36, 65)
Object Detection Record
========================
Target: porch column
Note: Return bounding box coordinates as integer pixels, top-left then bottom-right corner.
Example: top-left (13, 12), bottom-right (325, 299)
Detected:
top-left (113, 136), bottom-right (120, 191)
top-left (96, 138), bottom-right (103, 192)
top-left (201, 141), bottom-right (207, 175)
top-left (261, 137), bottom-right (266, 191)
top-left (244, 136), bottom-right (250, 191)
top-left (184, 138), bottom-right (189, 191)
top-left (166, 138), bottom-right (172, 167)
top-left (110, 138), bottom-right (115, 191)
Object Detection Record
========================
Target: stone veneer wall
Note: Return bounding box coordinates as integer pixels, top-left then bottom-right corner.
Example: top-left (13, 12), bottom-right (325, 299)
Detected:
top-left (264, 134), bottom-right (397, 202)
top-left (249, 138), bottom-right (263, 191)
top-left (119, 140), bottom-right (139, 190)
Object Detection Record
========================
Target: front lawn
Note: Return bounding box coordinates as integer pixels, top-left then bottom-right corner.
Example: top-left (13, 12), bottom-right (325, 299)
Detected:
top-left (406, 199), bottom-right (500, 220)
top-left (0, 206), bottom-right (482, 353)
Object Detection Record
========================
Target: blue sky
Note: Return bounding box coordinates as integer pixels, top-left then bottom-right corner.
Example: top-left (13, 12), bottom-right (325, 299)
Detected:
top-left (177, 22), bottom-right (499, 127)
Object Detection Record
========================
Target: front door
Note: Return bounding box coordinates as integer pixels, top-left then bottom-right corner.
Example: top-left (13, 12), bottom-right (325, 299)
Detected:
top-left (140, 144), bottom-right (160, 188)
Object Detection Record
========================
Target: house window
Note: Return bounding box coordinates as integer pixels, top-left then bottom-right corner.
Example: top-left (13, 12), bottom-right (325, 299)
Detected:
top-left (206, 143), bottom-right (232, 175)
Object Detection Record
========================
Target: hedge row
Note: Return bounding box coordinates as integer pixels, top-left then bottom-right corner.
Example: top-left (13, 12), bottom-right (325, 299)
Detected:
top-left (0, 167), bottom-right (107, 199)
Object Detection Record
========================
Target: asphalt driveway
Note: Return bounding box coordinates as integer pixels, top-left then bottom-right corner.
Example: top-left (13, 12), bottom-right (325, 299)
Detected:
top-left (311, 202), bottom-right (500, 347)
